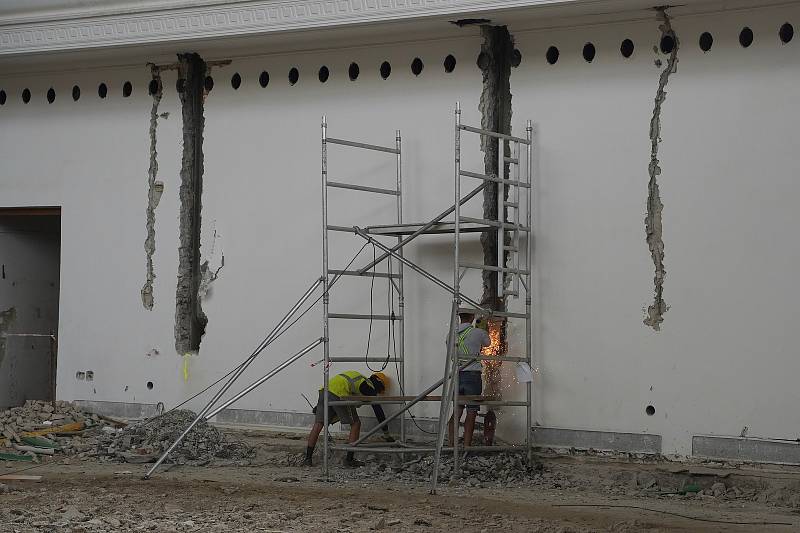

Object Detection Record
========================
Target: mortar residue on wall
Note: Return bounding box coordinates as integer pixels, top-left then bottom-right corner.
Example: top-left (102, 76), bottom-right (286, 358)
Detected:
top-left (0, 307), bottom-right (16, 365)
top-left (141, 65), bottom-right (164, 310)
top-left (644, 8), bottom-right (678, 331)
top-left (174, 53), bottom-right (208, 354)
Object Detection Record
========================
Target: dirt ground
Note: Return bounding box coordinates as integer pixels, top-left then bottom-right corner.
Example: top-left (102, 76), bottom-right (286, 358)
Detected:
top-left (2, 427), bottom-right (800, 532)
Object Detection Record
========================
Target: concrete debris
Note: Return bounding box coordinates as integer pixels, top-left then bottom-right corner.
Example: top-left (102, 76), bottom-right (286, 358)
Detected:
top-left (95, 409), bottom-right (254, 465)
top-left (331, 452), bottom-right (543, 487)
top-left (0, 400), bottom-right (104, 440)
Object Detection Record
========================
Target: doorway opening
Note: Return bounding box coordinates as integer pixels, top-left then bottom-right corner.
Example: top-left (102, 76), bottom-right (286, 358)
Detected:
top-left (0, 207), bottom-right (61, 408)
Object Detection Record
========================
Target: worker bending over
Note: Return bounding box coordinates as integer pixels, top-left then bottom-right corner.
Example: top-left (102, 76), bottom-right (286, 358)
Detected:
top-left (304, 370), bottom-right (391, 467)
top-left (448, 312), bottom-right (490, 450)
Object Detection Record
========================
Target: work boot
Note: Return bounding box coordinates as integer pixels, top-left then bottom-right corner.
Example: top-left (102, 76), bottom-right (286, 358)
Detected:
top-left (343, 457), bottom-right (365, 468)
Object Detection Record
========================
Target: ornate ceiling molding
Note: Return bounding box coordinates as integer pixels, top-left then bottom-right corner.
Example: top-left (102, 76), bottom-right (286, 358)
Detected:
top-left (0, 0), bottom-right (640, 56)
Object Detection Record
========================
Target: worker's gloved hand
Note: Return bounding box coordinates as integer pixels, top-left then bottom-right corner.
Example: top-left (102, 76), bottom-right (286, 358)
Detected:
top-left (475, 317), bottom-right (489, 331)
top-left (382, 433), bottom-right (396, 443)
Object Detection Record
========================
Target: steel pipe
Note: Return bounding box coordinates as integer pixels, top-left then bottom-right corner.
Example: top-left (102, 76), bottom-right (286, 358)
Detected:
top-left (205, 338), bottom-right (324, 419)
top-left (143, 276), bottom-right (323, 479)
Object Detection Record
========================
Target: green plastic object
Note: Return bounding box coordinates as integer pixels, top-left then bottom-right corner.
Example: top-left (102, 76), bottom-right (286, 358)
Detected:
top-left (680, 483), bottom-right (702, 494)
top-left (21, 436), bottom-right (60, 449)
top-left (0, 452), bottom-right (34, 462)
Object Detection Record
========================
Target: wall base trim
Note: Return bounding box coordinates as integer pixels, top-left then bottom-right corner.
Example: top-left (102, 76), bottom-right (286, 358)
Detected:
top-left (693, 435), bottom-right (800, 466)
top-left (531, 426), bottom-right (662, 454)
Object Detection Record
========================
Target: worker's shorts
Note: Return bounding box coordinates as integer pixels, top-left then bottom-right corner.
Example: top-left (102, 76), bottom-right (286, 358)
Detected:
top-left (314, 390), bottom-right (359, 425)
top-left (459, 370), bottom-right (483, 413)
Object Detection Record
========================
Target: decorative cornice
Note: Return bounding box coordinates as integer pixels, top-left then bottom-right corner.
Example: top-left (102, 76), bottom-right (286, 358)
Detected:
top-left (0, 0), bottom-right (641, 56)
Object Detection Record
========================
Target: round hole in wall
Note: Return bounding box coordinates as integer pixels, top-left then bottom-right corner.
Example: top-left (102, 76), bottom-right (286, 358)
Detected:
top-left (146, 381), bottom-right (154, 390)
top-left (780, 22), bottom-right (794, 44)
top-left (318, 65), bottom-right (330, 83)
top-left (699, 32), bottom-right (714, 52)
top-left (411, 57), bottom-right (424, 76)
top-left (122, 81), bottom-right (132, 97)
top-left (204, 76), bottom-right (214, 92)
top-left (259, 71), bottom-right (270, 88)
top-left (511, 48), bottom-right (522, 68)
top-left (348, 62), bottom-right (360, 81)
top-left (0, 90), bottom-right (6, 105)
top-left (72, 85), bottom-right (81, 101)
top-left (620, 38), bottom-right (635, 58)
top-left (476, 51), bottom-right (490, 70)
top-left (176, 78), bottom-right (185, 93)
top-left (545, 46), bottom-right (559, 65)
top-left (660, 34), bottom-right (675, 54)
top-left (47, 87), bottom-right (55, 104)
top-left (380, 61), bottom-right (391, 80)
top-left (288, 67), bottom-right (299, 85)
top-left (646, 405), bottom-right (655, 416)
top-left (740, 27), bottom-right (754, 48)
top-left (22, 88), bottom-right (31, 104)
top-left (148, 78), bottom-right (161, 96)
top-left (443, 54), bottom-right (457, 73)
top-left (582, 42), bottom-right (596, 62)
top-left (231, 72), bottom-right (242, 90)
top-left (98, 83), bottom-right (108, 99)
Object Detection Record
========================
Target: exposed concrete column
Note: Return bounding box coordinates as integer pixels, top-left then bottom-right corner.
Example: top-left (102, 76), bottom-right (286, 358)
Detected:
top-left (174, 53), bottom-right (207, 354)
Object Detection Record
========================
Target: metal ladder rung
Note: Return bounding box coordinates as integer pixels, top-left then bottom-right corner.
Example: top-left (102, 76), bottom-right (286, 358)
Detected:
top-left (458, 124), bottom-right (531, 145)
top-left (327, 181), bottom-right (400, 196)
top-left (459, 170), bottom-right (530, 189)
top-left (458, 262), bottom-right (529, 275)
top-left (328, 313), bottom-right (402, 320)
top-left (329, 269), bottom-right (401, 279)
top-left (326, 137), bottom-right (399, 154)
top-left (329, 357), bottom-right (402, 363)
top-left (457, 307), bottom-right (528, 319)
top-left (457, 355), bottom-right (528, 362)
top-left (504, 156), bottom-right (520, 164)
top-left (503, 245), bottom-right (519, 252)
top-left (459, 217), bottom-right (530, 232)
top-left (504, 201), bottom-right (519, 208)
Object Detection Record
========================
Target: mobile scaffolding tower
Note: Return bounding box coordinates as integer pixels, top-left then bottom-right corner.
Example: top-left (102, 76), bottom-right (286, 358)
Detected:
top-left (144, 103), bottom-right (533, 486)
top-left (321, 103), bottom-right (533, 492)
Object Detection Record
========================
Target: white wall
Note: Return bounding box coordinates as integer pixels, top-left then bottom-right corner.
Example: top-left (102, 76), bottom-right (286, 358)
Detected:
top-left (1, 1), bottom-right (799, 455)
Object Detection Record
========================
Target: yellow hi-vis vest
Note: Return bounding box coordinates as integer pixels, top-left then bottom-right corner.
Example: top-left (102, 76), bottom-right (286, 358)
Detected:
top-left (322, 370), bottom-right (375, 398)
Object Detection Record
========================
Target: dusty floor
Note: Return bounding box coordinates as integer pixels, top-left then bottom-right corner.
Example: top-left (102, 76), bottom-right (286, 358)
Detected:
top-left (2, 428), bottom-right (800, 532)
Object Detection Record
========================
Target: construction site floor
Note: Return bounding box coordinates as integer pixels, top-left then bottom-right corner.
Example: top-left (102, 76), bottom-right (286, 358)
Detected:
top-left (2, 427), bottom-right (800, 532)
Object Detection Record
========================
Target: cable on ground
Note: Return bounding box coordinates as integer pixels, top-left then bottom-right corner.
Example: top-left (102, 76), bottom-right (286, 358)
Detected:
top-left (553, 503), bottom-right (793, 526)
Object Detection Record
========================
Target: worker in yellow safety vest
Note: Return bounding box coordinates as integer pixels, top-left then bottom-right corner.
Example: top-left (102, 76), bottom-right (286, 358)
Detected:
top-left (304, 370), bottom-right (391, 467)
top-left (448, 312), bottom-right (490, 451)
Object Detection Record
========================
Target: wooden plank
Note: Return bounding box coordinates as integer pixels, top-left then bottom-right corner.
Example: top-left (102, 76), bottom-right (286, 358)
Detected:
top-left (0, 421), bottom-right (84, 447)
top-left (0, 475), bottom-right (42, 481)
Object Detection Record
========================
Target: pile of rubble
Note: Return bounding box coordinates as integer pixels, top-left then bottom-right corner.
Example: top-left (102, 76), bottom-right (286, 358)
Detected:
top-left (337, 451), bottom-right (544, 487)
top-left (0, 400), bottom-right (102, 442)
top-left (1, 403), bottom-right (253, 466)
top-left (93, 409), bottom-right (255, 465)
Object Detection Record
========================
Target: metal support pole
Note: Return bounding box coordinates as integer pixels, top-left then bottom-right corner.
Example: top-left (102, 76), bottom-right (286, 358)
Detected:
top-left (321, 115), bottom-right (332, 480)
top-left (452, 101), bottom-right (463, 478)
top-left (395, 129), bottom-right (406, 446)
top-left (430, 301), bottom-right (459, 494)
top-left (497, 137), bottom-right (504, 298)
top-left (352, 227), bottom-right (486, 313)
top-left (525, 120), bottom-right (534, 465)
top-left (143, 276), bottom-right (323, 479)
top-left (205, 338), bottom-right (324, 419)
